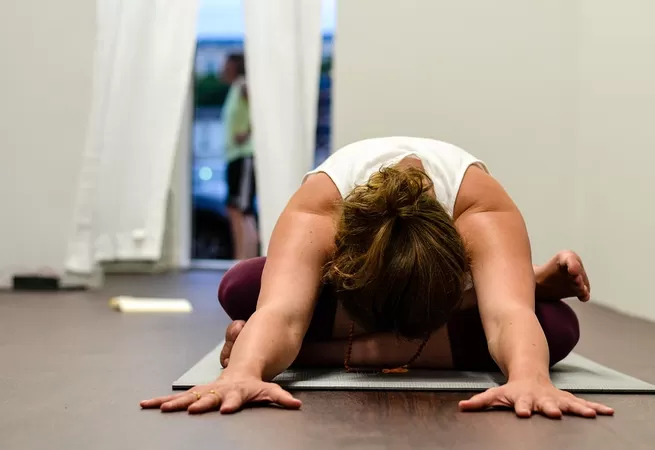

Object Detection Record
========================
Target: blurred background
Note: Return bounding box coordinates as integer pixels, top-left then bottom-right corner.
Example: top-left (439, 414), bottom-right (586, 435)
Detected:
top-left (191, 0), bottom-right (334, 262)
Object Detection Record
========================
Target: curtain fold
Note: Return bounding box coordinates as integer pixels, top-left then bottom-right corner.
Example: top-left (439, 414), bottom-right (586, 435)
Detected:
top-left (242, 0), bottom-right (323, 254)
top-left (66, 0), bottom-right (198, 274)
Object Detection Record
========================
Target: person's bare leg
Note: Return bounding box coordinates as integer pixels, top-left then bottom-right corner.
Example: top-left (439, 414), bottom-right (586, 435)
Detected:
top-left (227, 206), bottom-right (245, 259)
top-left (220, 250), bottom-right (591, 369)
top-left (242, 215), bottom-right (259, 259)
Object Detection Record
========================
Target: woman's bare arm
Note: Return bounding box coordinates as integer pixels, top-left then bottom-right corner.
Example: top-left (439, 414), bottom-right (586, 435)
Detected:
top-left (454, 167), bottom-right (546, 379)
top-left (454, 167), bottom-right (613, 418)
top-left (224, 173), bottom-right (340, 381)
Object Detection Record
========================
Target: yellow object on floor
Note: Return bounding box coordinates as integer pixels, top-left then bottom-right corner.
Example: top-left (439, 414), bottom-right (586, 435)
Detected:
top-left (109, 296), bottom-right (193, 313)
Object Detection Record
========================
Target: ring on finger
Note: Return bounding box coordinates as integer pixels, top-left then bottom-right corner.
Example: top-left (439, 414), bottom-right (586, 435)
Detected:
top-left (206, 389), bottom-right (221, 400)
top-left (190, 390), bottom-right (201, 400)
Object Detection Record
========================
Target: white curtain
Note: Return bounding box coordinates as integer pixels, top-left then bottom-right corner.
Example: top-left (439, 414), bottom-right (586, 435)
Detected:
top-left (242, 0), bottom-right (323, 254)
top-left (66, 0), bottom-right (199, 274)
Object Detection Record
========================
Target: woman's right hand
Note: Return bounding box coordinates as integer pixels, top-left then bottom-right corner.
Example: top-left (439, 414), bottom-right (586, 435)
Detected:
top-left (140, 374), bottom-right (302, 415)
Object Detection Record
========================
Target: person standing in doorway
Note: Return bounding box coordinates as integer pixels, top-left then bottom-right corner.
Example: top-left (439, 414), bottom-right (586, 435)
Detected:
top-left (221, 53), bottom-right (259, 260)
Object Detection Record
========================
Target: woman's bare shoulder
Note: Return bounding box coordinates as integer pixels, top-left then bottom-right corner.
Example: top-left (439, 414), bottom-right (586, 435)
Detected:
top-left (293, 172), bottom-right (343, 215)
top-left (454, 166), bottom-right (518, 219)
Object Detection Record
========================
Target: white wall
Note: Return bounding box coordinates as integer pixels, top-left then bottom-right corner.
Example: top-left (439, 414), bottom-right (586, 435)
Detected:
top-left (334, 0), bottom-right (577, 264)
top-left (334, 0), bottom-right (655, 320)
top-left (575, 1), bottom-right (655, 320)
top-left (0, 1), bottom-right (95, 287)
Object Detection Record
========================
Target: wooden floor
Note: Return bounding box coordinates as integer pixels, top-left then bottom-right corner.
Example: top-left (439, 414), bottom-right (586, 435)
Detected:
top-left (1, 271), bottom-right (654, 450)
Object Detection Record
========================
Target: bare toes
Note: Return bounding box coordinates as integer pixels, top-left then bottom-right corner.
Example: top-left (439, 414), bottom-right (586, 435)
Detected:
top-left (582, 287), bottom-right (590, 302)
top-left (220, 320), bottom-right (246, 368)
top-left (220, 346), bottom-right (231, 368)
top-left (559, 252), bottom-right (582, 278)
top-left (226, 320), bottom-right (245, 342)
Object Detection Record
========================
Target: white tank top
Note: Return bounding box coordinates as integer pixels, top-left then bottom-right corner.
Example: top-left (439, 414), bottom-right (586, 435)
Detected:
top-left (304, 137), bottom-right (488, 217)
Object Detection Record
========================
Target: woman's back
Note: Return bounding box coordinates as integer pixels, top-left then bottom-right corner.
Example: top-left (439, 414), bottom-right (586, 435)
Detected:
top-left (304, 137), bottom-right (488, 217)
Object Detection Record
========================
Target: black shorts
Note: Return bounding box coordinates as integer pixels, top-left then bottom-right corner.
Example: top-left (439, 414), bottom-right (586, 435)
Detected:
top-left (226, 156), bottom-right (256, 214)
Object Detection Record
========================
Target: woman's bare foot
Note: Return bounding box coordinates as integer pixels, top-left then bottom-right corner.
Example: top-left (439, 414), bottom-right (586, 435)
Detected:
top-left (220, 320), bottom-right (245, 368)
top-left (535, 250), bottom-right (591, 302)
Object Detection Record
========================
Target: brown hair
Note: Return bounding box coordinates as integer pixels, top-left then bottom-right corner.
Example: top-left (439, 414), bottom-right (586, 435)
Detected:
top-left (226, 53), bottom-right (246, 76)
top-left (324, 165), bottom-right (470, 339)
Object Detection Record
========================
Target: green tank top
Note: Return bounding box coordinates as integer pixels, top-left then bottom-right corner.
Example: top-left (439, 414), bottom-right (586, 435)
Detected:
top-left (223, 78), bottom-right (254, 162)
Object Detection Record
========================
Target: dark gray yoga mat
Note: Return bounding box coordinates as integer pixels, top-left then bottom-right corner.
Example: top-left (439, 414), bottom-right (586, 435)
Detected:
top-left (172, 340), bottom-right (655, 393)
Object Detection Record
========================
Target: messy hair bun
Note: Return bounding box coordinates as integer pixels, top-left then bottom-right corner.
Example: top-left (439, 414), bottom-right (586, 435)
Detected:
top-left (324, 165), bottom-right (470, 339)
top-left (357, 166), bottom-right (432, 219)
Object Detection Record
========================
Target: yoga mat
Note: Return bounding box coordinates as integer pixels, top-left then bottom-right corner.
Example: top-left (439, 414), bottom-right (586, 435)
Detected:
top-left (173, 340), bottom-right (655, 393)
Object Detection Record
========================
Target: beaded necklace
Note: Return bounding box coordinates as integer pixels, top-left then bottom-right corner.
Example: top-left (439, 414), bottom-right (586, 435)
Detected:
top-left (343, 321), bottom-right (430, 374)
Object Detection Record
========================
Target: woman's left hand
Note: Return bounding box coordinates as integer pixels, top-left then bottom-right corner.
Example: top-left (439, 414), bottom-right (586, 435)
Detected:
top-left (458, 378), bottom-right (614, 418)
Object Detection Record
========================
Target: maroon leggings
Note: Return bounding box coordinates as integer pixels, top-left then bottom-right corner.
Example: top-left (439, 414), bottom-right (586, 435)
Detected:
top-left (218, 257), bottom-right (580, 371)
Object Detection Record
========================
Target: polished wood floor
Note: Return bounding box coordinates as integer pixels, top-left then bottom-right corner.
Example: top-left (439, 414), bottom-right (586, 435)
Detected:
top-left (1, 271), bottom-right (654, 450)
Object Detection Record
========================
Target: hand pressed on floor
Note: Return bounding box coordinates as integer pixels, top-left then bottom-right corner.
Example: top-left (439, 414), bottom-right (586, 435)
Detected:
top-left (458, 378), bottom-right (614, 419)
top-left (140, 375), bottom-right (302, 415)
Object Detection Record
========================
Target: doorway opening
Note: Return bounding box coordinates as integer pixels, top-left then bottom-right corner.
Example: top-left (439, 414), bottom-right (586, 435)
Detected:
top-left (190, 0), bottom-right (335, 268)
